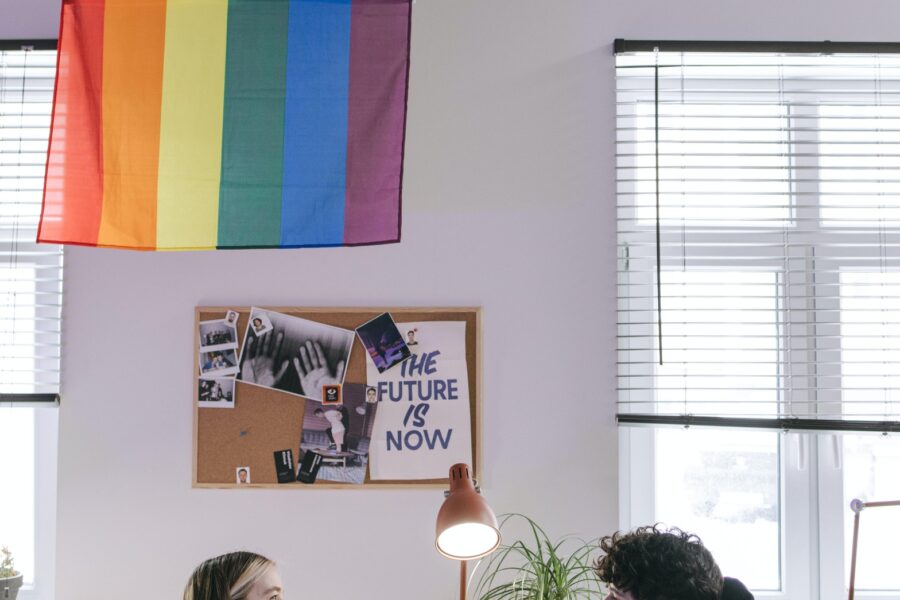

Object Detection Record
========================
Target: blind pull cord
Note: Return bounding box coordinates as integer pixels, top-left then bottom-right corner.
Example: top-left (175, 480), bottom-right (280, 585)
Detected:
top-left (654, 46), bottom-right (663, 366)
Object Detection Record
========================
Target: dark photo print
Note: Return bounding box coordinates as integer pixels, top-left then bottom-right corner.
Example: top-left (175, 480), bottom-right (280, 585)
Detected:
top-left (199, 319), bottom-right (238, 351)
top-left (299, 383), bottom-right (378, 484)
top-left (198, 378), bottom-right (235, 408)
top-left (355, 312), bottom-right (411, 373)
top-left (199, 348), bottom-right (239, 378)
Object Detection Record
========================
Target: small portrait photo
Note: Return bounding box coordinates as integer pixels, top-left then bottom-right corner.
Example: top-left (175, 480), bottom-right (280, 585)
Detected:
top-left (365, 386), bottom-right (378, 404)
top-left (236, 466), bottom-right (251, 485)
top-left (355, 312), bottom-right (412, 373)
top-left (200, 349), bottom-right (239, 378)
top-left (406, 327), bottom-right (419, 347)
top-left (238, 307), bottom-right (355, 402)
top-left (198, 378), bottom-right (235, 409)
top-left (224, 310), bottom-right (240, 329)
top-left (250, 313), bottom-right (273, 336)
top-left (199, 319), bottom-right (238, 352)
top-left (322, 384), bottom-right (342, 406)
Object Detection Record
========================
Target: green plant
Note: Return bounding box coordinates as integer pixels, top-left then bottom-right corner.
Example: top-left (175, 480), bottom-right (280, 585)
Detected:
top-left (0, 546), bottom-right (18, 578)
top-left (470, 514), bottom-right (605, 600)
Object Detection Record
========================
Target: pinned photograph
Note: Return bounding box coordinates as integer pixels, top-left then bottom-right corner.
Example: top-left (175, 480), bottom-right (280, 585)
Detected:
top-left (323, 384), bottom-right (342, 405)
top-left (366, 386), bottom-right (378, 404)
top-left (199, 319), bottom-right (238, 352)
top-left (238, 307), bottom-right (354, 402)
top-left (250, 313), bottom-right (273, 336)
top-left (198, 378), bottom-right (235, 408)
top-left (299, 383), bottom-right (378, 484)
top-left (236, 466), bottom-right (251, 485)
top-left (224, 310), bottom-right (240, 329)
top-left (355, 312), bottom-right (412, 373)
top-left (200, 349), bottom-right (239, 378)
top-left (405, 327), bottom-right (419, 348)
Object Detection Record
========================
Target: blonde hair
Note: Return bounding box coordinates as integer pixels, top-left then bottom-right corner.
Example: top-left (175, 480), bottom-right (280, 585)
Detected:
top-left (183, 551), bottom-right (275, 600)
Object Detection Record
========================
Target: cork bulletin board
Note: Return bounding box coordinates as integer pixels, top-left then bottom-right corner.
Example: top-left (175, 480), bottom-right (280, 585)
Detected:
top-left (193, 307), bottom-right (481, 488)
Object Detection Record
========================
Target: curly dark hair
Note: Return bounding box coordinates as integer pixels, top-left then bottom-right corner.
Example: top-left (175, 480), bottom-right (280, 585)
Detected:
top-left (594, 525), bottom-right (723, 600)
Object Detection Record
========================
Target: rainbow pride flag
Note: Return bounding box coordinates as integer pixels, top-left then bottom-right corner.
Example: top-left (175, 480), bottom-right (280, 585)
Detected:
top-left (38, 0), bottom-right (411, 250)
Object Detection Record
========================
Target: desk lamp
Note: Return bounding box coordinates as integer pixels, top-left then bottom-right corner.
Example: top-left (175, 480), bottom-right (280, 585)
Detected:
top-left (435, 463), bottom-right (501, 600)
top-left (848, 498), bottom-right (900, 600)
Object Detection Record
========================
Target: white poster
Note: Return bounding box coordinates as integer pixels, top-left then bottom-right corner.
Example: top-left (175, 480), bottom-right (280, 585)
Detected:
top-left (368, 321), bottom-right (473, 480)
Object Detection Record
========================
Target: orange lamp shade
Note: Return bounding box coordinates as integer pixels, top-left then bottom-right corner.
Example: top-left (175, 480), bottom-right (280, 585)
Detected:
top-left (435, 463), bottom-right (501, 560)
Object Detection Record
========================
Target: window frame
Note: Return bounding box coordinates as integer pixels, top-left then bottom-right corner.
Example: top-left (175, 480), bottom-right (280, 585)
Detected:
top-left (0, 41), bottom-right (60, 600)
top-left (20, 407), bottom-right (58, 600)
top-left (617, 53), bottom-right (900, 600)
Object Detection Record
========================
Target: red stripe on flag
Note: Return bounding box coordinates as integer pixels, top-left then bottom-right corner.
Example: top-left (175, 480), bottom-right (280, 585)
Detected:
top-left (38, 0), bottom-right (106, 246)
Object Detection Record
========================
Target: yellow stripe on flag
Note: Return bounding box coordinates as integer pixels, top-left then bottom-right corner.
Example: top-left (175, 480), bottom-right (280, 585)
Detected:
top-left (156, 0), bottom-right (229, 250)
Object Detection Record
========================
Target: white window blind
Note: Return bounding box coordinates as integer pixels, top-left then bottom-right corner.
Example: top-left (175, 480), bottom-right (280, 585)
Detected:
top-left (0, 47), bottom-right (62, 403)
top-left (616, 44), bottom-right (900, 432)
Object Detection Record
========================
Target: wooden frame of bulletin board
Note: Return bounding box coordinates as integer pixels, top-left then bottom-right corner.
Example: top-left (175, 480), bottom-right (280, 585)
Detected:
top-left (193, 307), bottom-right (481, 489)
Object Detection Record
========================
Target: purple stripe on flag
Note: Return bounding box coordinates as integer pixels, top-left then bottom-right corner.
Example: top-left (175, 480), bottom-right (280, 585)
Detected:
top-left (344, 0), bottom-right (411, 244)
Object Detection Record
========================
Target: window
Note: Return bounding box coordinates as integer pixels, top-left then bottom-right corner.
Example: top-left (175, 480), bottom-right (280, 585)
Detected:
top-left (616, 43), bottom-right (900, 600)
top-left (0, 44), bottom-right (61, 600)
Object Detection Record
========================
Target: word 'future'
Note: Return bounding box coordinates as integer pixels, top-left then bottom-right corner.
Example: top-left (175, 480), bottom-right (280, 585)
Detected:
top-left (377, 351), bottom-right (460, 452)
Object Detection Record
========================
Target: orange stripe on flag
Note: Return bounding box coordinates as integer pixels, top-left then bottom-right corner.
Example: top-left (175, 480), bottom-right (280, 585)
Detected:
top-left (97, 0), bottom-right (167, 249)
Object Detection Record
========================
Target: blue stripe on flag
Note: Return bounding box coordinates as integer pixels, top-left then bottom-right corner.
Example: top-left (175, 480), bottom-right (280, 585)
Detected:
top-left (280, 0), bottom-right (352, 246)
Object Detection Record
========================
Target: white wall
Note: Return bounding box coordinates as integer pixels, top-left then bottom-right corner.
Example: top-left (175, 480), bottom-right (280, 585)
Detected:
top-left (1, 0), bottom-right (58, 40)
top-left (6, 0), bottom-right (900, 598)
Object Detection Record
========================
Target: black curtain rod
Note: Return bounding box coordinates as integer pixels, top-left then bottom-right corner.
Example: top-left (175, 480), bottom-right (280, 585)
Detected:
top-left (0, 393), bottom-right (60, 407)
top-left (617, 413), bottom-right (900, 434)
top-left (0, 39), bottom-right (58, 51)
top-left (614, 39), bottom-right (900, 55)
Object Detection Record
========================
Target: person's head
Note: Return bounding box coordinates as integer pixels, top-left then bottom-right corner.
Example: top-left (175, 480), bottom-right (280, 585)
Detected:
top-left (238, 468), bottom-right (248, 483)
top-left (407, 330), bottom-right (415, 340)
top-left (314, 408), bottom-right (324, 417)
top-left (366, 388), bottom-right (377, 401)
top-left (183, 551), bottom-right (281, 600)
top-left (595, 525), bottom-right (723, 600)
top-left (253, 318), bottom-right (263, 327)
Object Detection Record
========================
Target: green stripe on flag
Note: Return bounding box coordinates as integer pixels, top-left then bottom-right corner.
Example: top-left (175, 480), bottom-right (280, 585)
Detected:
top-left (217, 0), bottom-right (289, 247)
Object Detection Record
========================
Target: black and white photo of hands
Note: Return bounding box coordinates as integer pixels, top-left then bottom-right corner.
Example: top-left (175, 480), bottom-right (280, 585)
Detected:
top-left (294, 340), bottom-right (345, 398)
top-left (240, 329), bottom-right (291, 389)
top-left (238, 309), bottom-right (354, 401)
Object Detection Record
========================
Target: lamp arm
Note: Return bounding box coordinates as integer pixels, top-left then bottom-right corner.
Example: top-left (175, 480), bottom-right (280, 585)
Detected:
top-left (460, 560), bottom-right (466, 600)
top-left (847, 498), bottom-right (900, 600)
top-left (444, 479), bottom-right (482, 498)
top-left (848, 511), bottom-right (860, 600)
top-left (860, 499), bottom-right (900, 509)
